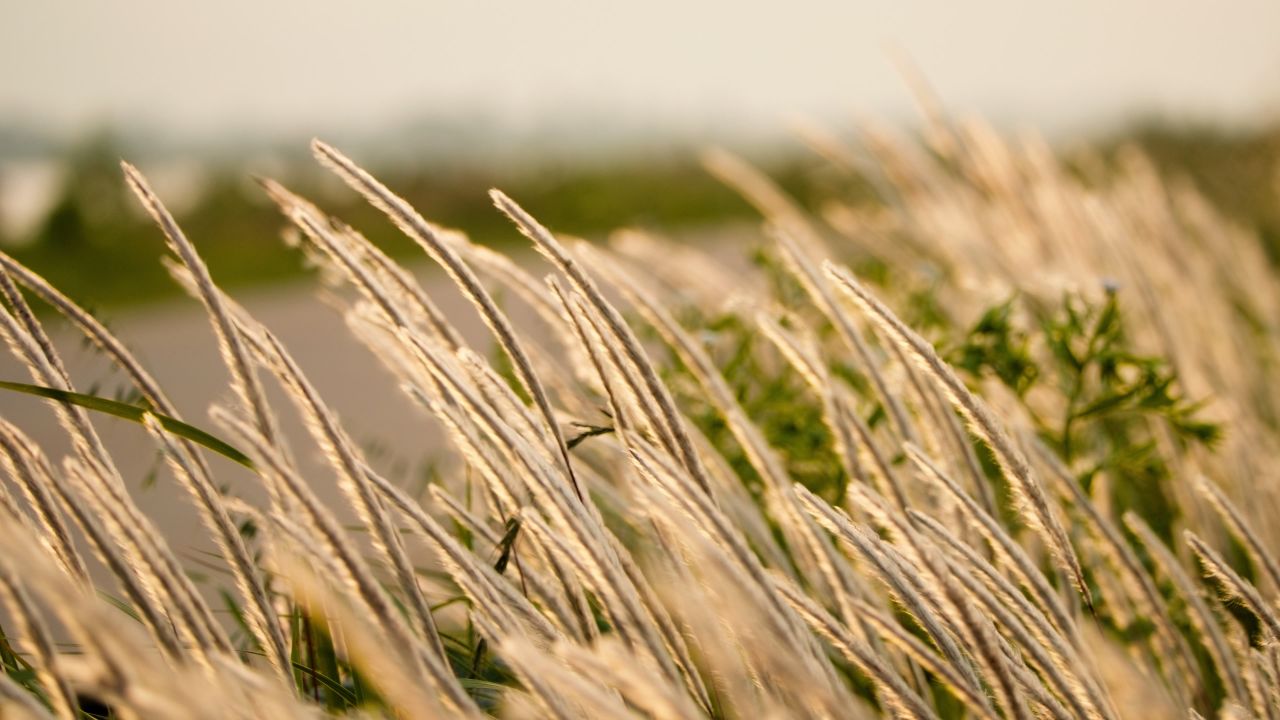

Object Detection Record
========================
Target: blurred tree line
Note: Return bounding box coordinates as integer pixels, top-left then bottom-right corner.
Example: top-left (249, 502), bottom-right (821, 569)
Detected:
top-left (2, 122), bottom-right (1277, 308)
top-left (1, 136), bottom-right (855, 309)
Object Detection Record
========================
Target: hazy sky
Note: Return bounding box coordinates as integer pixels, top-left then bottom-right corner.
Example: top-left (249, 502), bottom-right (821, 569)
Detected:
top-left (2, 0), bottom-right (1279, 142)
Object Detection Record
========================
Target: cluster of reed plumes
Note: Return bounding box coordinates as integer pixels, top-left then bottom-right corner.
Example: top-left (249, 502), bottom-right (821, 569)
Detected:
top-left (0, 115), bottom-right (1278, 720)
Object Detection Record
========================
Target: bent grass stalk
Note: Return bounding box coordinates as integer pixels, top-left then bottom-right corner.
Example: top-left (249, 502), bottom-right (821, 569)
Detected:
top-left (0, 125), bottom-right (1274, 720)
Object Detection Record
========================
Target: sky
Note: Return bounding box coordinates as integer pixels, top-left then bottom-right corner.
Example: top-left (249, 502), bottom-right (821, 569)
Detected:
top-left (1, 0), bottom-right (1279, 146)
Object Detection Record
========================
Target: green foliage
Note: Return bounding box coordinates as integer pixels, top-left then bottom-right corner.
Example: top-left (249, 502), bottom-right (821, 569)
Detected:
top-left (671, 310), bottom-right (846, 503)
top-left (0, 630), bottom-right (43, 708)
top-left (1041, 293), bottom-right (1219, 451)
top-left (948, 290), bottom-right (1220, 538)
top-left (949, 297), bottom-right (1039, 397)
top-left (285, 608), bottom-right (376, 712)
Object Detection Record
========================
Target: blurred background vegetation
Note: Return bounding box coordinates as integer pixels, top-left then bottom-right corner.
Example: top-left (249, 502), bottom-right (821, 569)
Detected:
top-left (2, 121), bottom-right (1276, 309)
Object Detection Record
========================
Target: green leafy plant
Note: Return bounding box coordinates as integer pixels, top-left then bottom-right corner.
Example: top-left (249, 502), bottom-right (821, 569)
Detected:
top-left (948, 290), bottom-right (1220, 538)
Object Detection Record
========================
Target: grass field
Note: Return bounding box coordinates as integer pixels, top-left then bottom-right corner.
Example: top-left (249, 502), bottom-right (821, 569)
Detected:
top-left (0, 115), bottom-right (1278, 719)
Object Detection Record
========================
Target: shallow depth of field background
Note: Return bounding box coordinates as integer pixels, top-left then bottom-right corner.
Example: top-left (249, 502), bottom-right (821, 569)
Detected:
top-left (1, 0), bottom-right (1278, 553)
top-left (1, 3), bottom-right (1280, 718)
top-left (2, 1), bottom-right (1279, 304)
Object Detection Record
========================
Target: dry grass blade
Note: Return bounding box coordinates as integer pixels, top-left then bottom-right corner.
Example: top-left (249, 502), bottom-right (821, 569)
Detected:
top-left (490, 189), bottom-right (715, 496)
top-left (63, 455), bottom-right (230, 665)
top-left (260, 179), bottom-right (467, 352)
top-left (0, 267), bottom-right (236, 667)
top-left (0, 549), bottom-right (78, 720)
top-left (575, 243), bottom-right (791, 490)
top-left (1194, 475), bottom-right (1280, 596)
top-left (1033, 439), bottom-right (1199, 697)
top-left (756, 311), bottom-right (906, 507)
top-left (239, 319), bottom-right (447, 662)
top-left (701, 147), bottom-right (828, 257)
top-left (495, 633), bottom-right (639, 720)
top-left (840, 592), bottom-right (999, 719)
top-left (272, 554), bottom-right (454, 719)
top-left (310, 141), bottom-right (583, 504)
top-left (141, 415), bottom-right (292, 682)
top-left (1186, 531), bottom-right (1280, 642)
top-left (0, 117), bottom-right (1275, 720)
top-left (825, 260), bottom-right (1093, 612)
top-left (1123, 512), bottom-right (1248, 704)
top-left (429, 485), bottom-right (593, 642)
top-left (212, 407), bottom-right (479, 715)
top-left (774, 577), bottom-right (941, 720)
top-left (0, 251), bottom-right (189, 434)
top-left (771, 229), bottom-right (917, 449)
top-left (911, 513), bottom-right (1110, 720)
top-left (573, 243), bottom-right (854, 597)
top-left (793, 485), bottom-right (987, 696)
top-left (0, 420), bottom-right (88, 584)
top-left (628, 441), bottom-right (811, 653)
top-left (907, 443), bottom-right (1078, 640)
top-left (550, 639), bottom-right (705, 720)
top-left (0, 522), bottom-right (306, 720)
top-left (0, 256), bottom-right (287, 677)
top-left (0, 672), bottom-right (55, 720)
top-left (121, 161), bottom-right (285, 449)
top-left (0, 425), bottom-right (185, 659)
top-left (5, 183), bottom-right (272, 668)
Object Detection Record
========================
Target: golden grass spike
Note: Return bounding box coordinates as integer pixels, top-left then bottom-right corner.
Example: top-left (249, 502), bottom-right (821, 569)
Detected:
top-left (825, 260), bottom-right (1094, 612)
top-left (0, 672), bottom-right (55, 720)
top-left (273, 554), bottom-right (456, 719)
top-left (1186, 531), bottom-right (1280, 642)
top-left (772, 229), bottom-right (918, 448)
top-left (907, 443), bottom-right (1078, 639)
top-left (491, 188), bottom-right (714, 496)
top-left (0, 420), bottom-right (89, 583)
top-left (0, 259), bottom-right (292, 676)
top-left (794, 485), bottom-right (987, 696)
top-left (775, 577), bottom-right (943, 720)
top-left (142, 415), bottom-right (293, 684)
top-left (240, 319), bottom-right (448, 663)
top-left (552, 638), bottom-right (705, 720)
top-left (1194, 475), bottom-right (1280, 596)
top-left (212, 406), bottom-right (480, 715)
top-left (311, 141), bottom-right (584, 504)
top-left (122, 161), bottom-right (286, 450)
top-left (0, 551), bottom-right (78, 720)
top-left (1034, 439), bottom-right (1200, 697)
top-left (1124, 512), bottom-right (1249, 704)
top-left (260, 179), bottom-right (467, 352)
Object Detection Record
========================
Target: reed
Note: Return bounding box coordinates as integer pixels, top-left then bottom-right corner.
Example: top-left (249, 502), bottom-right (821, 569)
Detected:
top-left (0, 117), bottom-right (1274, 720)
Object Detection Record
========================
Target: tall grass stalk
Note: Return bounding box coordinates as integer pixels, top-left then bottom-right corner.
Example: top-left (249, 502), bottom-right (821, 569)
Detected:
top-left (0, 118), bottom-right (1276, 719)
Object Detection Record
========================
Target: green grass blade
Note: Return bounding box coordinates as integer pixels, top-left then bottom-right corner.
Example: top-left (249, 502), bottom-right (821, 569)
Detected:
top-left (0, 380), bottom-right (253, 469)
